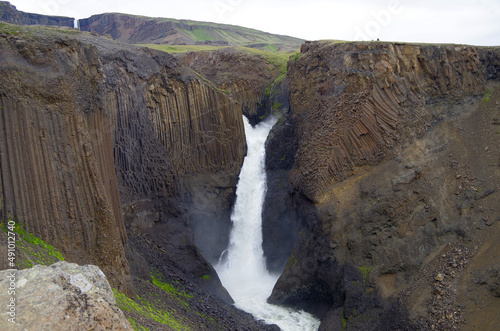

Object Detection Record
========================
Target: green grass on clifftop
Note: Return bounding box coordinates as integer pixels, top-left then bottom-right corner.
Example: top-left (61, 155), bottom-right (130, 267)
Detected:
top-left (139, 44), bottom-right (294, 73)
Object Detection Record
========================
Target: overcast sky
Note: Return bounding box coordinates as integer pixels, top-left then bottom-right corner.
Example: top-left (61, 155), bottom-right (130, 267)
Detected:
top-left (8, 0), bottom-right (500, 46)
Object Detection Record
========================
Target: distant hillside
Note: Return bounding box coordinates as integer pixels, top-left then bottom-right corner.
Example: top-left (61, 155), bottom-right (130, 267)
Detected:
top-left (0, 1), bottom-right (74, 27)
top-left (79, 13), bottom-right (303, 52)
top-left (0, 2), bottom-right (303, 51)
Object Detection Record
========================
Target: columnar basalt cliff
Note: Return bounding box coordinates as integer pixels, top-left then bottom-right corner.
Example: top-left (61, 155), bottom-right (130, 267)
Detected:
top-left (267, 41), bottom-right (500, 329)
top-left (288, 41), bottom-right (487, 201)
top-left (0, 31), bottom-right (131, 291)
top-left (0, 25), bottom-right (247, 303)
top-left (3, 12), bottom-right (500, 329)
top-left (181, 48), bottom-right (285, 124)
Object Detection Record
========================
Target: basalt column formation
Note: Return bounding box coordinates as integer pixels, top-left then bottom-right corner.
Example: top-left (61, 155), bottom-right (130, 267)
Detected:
top-left (267, 41), bottom-right (500, 330)
top-left (0, 28), bottom-right (247, 297)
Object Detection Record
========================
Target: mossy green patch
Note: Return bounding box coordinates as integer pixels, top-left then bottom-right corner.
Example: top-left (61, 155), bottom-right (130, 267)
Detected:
top-left (358, 266), bottom-right (372, 287)
top-left (113, 289), bottom-right (192, 331)
top-left (179, 28), bottom-right (218, 42)
top-left (127, 317), bottom-right (150, 331)
top-left (0, 21), bottom-right (81, 37)
top-left (262, 44), bottom-right (279, 52)
top-left (0, 21), bottom-right (24, 35)
top-left (1, 220), bottom-right (65, 268)
top-left (235, 46), bottom-right (293, 72)
top-left (485, 88), bottom-right (491, 102)
top-left (341, 307), bottom-right (347, 330)
top-left (284, 254), bottom-right (299, 271)
top-left (151, 274), bottom-right (194, 300)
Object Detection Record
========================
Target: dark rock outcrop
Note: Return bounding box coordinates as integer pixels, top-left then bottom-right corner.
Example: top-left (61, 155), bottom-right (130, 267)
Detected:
top-left (0, 1), bottom-right (74, 27)
top-left (0, 29), bottom-right (131, 292)
top-left (288, 41), bottom-right (487, 202)
top-left (267, 41), bottom-right (500, 329)
top-left (262, 112), bottom-right (302, 273)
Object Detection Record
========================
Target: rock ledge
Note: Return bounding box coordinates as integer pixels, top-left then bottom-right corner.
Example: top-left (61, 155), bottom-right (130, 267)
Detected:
top-left (0, 262), bottom-right (132, 330)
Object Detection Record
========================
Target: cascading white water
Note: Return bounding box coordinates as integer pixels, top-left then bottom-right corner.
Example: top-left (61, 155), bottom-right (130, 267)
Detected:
top-left (215, 116), bottom-right (320, 331)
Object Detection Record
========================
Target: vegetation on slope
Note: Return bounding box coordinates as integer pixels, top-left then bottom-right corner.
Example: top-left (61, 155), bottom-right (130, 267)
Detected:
top-left (79, 12), bottom-right (303, 52)
top-left (113, 269), bottom-right (226, 331)
top-left (0, 220), bottom-right (65, 269)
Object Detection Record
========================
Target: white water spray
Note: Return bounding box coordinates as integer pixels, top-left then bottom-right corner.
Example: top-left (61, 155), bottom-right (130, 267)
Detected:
top-left (215, 116), bottom-right (320, 331)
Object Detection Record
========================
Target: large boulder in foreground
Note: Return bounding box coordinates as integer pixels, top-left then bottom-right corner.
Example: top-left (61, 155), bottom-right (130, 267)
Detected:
top-left (0, 262), bottom-right (132, 330)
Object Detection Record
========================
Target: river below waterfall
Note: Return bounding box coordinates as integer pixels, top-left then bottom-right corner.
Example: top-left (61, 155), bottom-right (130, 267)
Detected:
top-left (215, 116), bottom-right (320, 331)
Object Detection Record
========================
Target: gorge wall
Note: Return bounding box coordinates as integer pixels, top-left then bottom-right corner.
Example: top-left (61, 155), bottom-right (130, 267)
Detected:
top-left (0, 25), bottom-right (248, 302)
top-left (266, 41), bottom-right (500, 329)
top-left (180, 48), bottom-right (284, 124)
top-left (2, 13), bottom-right (500, 330)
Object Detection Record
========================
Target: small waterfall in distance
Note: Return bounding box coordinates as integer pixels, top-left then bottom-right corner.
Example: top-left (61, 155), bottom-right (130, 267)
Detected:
top-left (215, 116), bottom-right (320, 331)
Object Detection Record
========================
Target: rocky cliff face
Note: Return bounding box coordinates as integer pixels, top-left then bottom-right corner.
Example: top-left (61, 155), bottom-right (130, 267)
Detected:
top-left (288, 41), bottom-right (489, 201)
top-left (0, 1), bottom-right (74, 27)
top-left (0, 24), bottom-right (246, 303)
top-left (180, 47), bottom-right (284, 124)
top-left (0, 30), bottom-right (131, 292)
top-left (267, 41), bottom-right (500, 329)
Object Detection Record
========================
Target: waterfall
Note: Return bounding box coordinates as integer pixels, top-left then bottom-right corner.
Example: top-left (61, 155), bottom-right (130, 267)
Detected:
top-left (215, 116), bottom-right (320, 331)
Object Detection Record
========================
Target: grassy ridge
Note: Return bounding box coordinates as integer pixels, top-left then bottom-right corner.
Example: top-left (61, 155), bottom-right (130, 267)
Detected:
top-left (138, 44), bottom-right (295, 73)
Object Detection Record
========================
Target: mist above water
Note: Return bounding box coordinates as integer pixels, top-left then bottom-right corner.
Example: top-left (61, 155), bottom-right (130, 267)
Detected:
top-left (215, 116), bottom-right (320, 331)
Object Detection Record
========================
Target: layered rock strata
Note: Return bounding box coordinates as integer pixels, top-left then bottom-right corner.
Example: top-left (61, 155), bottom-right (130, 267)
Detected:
top-left (0, 1), bottom-right (74, 27)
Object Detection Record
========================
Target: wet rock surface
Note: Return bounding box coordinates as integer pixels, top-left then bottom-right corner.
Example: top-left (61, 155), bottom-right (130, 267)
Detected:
top-left (263, 113), bottom-right (302, 273)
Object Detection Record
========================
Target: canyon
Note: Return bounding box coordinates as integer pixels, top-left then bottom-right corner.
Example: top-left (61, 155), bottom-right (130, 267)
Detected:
top-left (0, 3), bottom-right (500, 330)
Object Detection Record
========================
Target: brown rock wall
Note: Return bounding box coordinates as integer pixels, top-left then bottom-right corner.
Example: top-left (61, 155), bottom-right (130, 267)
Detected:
top-left (0, 27), bottom-right (246, 297)
top-left (182, 48), bottom-right (284, 124)
top-left (288, 42), bottom-right (485, 202)
top-left (269, 41), bottom-right (500, 329)
top-left (0, 35), bottom-right (131, 291)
